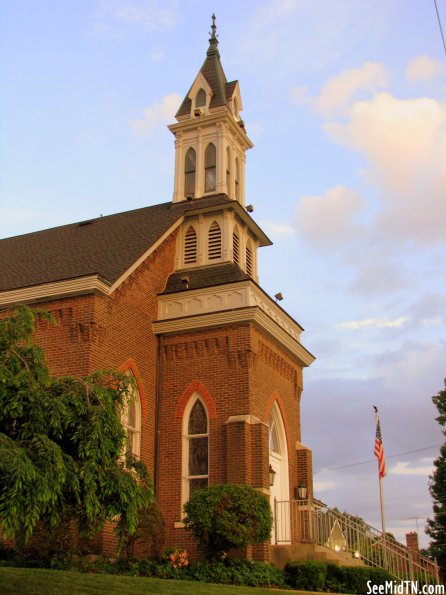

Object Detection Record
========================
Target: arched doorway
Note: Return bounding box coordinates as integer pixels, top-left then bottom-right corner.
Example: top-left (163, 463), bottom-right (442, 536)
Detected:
top-left (268, 402), bottom-right (290, 543)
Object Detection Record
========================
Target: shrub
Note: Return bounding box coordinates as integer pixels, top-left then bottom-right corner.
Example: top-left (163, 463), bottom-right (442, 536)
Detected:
top-left (117, 501), bottom-right (165, 559)
top-left (189, 559), bottom-right (284, 587)
top-left (183, 483), bottom-right (272, 560)
top-left (284, 560), bottom-right (327, 591)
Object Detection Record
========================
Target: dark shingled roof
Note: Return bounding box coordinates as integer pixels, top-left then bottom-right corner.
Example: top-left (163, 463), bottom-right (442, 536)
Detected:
top-left (175, 35), bottom-right (238, 118)
top-left (161, 262), bottom-right (250, 294)
top-left (0, 194), bottom-right (233, 292)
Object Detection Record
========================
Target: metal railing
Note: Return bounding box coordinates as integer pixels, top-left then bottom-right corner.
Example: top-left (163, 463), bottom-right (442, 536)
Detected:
top-left (273, 499), bottom-right (439, 585)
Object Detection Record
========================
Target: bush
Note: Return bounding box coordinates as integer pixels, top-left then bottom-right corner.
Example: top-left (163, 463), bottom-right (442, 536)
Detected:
top-left (183, 484), bottom-right (272, 560)
top-left (284, 560), bottom-right (327, 591)
top-left (284, 561), bottom-right (395, 593)
top-left (190, 559), bottom-right (283, 587)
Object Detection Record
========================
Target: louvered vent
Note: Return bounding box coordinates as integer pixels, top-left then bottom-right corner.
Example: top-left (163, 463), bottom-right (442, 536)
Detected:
top-left (246, 244), bottom-right (253, 276)
top-left (184, 227), bottom-right (197, 264)
top-left (233, 231), bottom-right (240, 265)
top-left (208, 222), bottom-right (222, 260)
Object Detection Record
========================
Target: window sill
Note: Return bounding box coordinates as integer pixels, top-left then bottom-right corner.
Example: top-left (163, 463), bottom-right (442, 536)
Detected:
top-left (174, 521), bottom-right (185, 529)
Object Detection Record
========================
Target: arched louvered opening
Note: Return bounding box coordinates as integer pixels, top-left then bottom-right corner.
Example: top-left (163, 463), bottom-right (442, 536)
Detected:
top-left (184, 147), bottom-right (196, 197)
top-left (196, 88), bottom-right (206, 108)
top-left (205, 143), bottom-right (216, 193)
top-left (233, 227), bottom-right (240, 265)
top-left (246, 241), bottom-right (253, 276)
top-left (235, 157), bottom-right (240, 200)
top-left (208, 221), bottom-right (222, 260)
top-left (184, 226), bottom-right (197, 264)
top-left (226, 147), bottom-right (231, 193)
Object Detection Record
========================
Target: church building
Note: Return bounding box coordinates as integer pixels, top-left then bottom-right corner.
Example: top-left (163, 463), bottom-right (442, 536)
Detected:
top-left (0, 17), bottom-right (315, 561)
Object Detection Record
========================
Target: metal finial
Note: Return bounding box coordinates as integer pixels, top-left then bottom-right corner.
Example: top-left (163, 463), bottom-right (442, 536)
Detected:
top-left (210, 13), bottom-right (217, 39)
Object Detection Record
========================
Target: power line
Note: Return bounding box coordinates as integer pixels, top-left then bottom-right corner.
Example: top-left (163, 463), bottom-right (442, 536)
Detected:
top-left (314, 444), bottom-right (441, 474)
top-left (433, 0), bottom-right (446, 57)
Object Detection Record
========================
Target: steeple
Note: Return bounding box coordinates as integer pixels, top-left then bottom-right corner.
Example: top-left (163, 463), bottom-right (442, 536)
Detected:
top-left (169, 15), bottom-right (253, 204)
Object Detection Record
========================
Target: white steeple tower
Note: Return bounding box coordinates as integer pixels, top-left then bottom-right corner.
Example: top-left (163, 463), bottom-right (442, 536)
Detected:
top-left (169, 15), bottom-right (253, 204)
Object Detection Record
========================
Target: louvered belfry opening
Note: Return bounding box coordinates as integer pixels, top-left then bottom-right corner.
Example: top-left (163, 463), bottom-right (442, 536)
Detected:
top-left (184, 226), bottom-right (197, 264)
top-left (208, 221), bottom-right (222, 260)
top-left (246, 241), bottom-right (253, 276)
top-left (233, 229), bottom-right (240, 265)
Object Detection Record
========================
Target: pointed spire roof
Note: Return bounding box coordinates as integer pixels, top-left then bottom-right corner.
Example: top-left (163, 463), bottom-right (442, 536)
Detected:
top-left (175, 15), bottom-right (238, 118)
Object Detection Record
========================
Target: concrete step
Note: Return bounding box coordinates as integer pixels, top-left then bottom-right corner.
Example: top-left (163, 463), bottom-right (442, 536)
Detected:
top-left (269, 543), bottom-right (365, 569)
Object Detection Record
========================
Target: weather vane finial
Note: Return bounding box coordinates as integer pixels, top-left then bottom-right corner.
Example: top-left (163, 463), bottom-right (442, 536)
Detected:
top-left (210, 13), bottom-right (217, 40)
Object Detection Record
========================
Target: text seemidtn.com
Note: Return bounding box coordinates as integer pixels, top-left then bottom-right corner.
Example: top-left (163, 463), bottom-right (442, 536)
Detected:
top-left (367, 581), bottom-right (445, 595)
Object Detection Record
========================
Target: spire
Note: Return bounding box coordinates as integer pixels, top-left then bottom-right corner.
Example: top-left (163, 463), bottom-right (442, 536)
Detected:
top-left (207, 13), bottom-right (219, 57)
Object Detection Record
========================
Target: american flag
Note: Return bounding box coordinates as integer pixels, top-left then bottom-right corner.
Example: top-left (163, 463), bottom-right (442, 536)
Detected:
top-left (374, 418), bottom-right (386, 479)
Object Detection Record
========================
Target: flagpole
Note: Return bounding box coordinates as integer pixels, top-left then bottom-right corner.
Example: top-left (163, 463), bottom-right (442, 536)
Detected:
top-left (374, 406), bottom-right (387, 569)
top-left (375, 408), bottom-right (387, 538)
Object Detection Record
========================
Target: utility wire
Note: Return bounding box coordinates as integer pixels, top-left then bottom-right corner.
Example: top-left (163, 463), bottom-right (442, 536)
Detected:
top-left (314, 444), bottom-right (441, 474)
top-left (434, 0), bottom-right (446, 57)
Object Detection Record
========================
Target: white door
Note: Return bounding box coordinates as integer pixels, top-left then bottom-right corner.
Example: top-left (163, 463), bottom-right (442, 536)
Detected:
top-left (268, 403), bottom-right (290, 543)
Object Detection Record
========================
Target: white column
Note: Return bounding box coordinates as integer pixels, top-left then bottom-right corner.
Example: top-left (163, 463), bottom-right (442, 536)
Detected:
top-left (173, 132), bottom-right (184, 202)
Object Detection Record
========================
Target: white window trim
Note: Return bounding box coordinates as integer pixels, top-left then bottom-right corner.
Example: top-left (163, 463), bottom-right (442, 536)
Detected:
top-left (121, 373), bottom-right (141, 460)
top-left (181, 392), bottom-right (209, 511)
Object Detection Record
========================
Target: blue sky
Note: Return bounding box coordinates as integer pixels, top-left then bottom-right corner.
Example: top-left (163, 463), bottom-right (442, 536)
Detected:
top-left (1, 1), bottom-right (446, 548)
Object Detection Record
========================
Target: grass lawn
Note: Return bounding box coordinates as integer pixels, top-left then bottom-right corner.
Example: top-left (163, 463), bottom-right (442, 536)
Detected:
top-left (0, 566), bottom-right (299, 595)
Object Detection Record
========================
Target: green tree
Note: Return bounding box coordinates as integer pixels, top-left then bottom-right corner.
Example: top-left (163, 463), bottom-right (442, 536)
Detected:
top-left (183, 483), bottom-right (272, 560)
top-left (0, 306), bottom-right (154, 552)
top-left (426, 379), bottom-right (446, 578)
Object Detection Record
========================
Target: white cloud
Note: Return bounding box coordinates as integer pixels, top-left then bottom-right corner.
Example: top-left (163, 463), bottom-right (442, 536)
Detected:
top-left (407, 55), bottom-right (446, 82)
top-left (314, 480), bottom-right (336, 492)
top-left (291, 62), bottom-right (389, 116)
top-left (92, 0), bottom-right (180, 34)
top-left (260, 221), bottom-right (295, 237)
top-left (130, 92), bottom-right (181, 135)
top-left (294, 186), bottom-right (365, 250)
top-left (319, 62), bottom-right (388, 115)
top-left (390, 461), bottom-right (433, 476)
top-left (325, 93), bottom-right (446, 244)
top-left (337, 317), bottom-right (408, 330)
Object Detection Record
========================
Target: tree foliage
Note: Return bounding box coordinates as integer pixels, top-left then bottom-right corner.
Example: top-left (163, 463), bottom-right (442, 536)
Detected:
top-left (426, 378), bottom-right (446, 577)
top-left (0, 306), bottom-right (154, 551)
top-left (183, 483), bottom-right (272, 560)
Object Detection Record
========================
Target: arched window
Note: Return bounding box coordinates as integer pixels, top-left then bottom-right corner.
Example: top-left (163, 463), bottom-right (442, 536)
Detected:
top-left (184, 147), bottom-right (196, 197)
top-left (208, 221), bottom-right (222, 260)
top-left (196, 88), bottom-right (206, 108)
top-left (269, 415), bottom-right (280, 454)
top-left (205, 143), bottom-right (216, 193)
top-left (184, 396), bottom-right (209, 499)
top-left (122, 374), bottom-right (141, 459)
top-left (233, 227), bottom-right (240, 265)
top-left (226, 147), bottom-right (231, 193)
top-left (246, 240), bottom-right (253, 276)
top-left (235, 157), bottom-right (240, 200)
top-left (184, 225), bottom-right (197, 264)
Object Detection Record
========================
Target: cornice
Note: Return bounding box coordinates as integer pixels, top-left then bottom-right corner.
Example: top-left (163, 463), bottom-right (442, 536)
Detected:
top-left (154, 278), bottom-right (315, 366)
top-left (0, 275), bottom-right (111, 308)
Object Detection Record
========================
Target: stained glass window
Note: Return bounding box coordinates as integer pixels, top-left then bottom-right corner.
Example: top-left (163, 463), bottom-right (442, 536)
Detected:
top-left (185, 397), bottom-right (209, 501)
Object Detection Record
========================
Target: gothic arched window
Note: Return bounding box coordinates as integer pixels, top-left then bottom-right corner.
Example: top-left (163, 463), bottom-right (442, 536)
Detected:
top-left (208, 220), bottom-right (222, 260)
top-left (122, 374), bottom-right (141, 459)
top-left (184, 225), bottom-right (197, 264)
top-left (226, 147), bottom-right (231, 193)
top-left (205, 143), bottom-right (216, 193)
top-left (235, 157), bottom-right (240, 200)
top-left (184, 396), bottom-right (209, 500)
top-left (185, 147), bottom-right (196, 197)
top-left (196, 88), bottom-right (206, 108)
